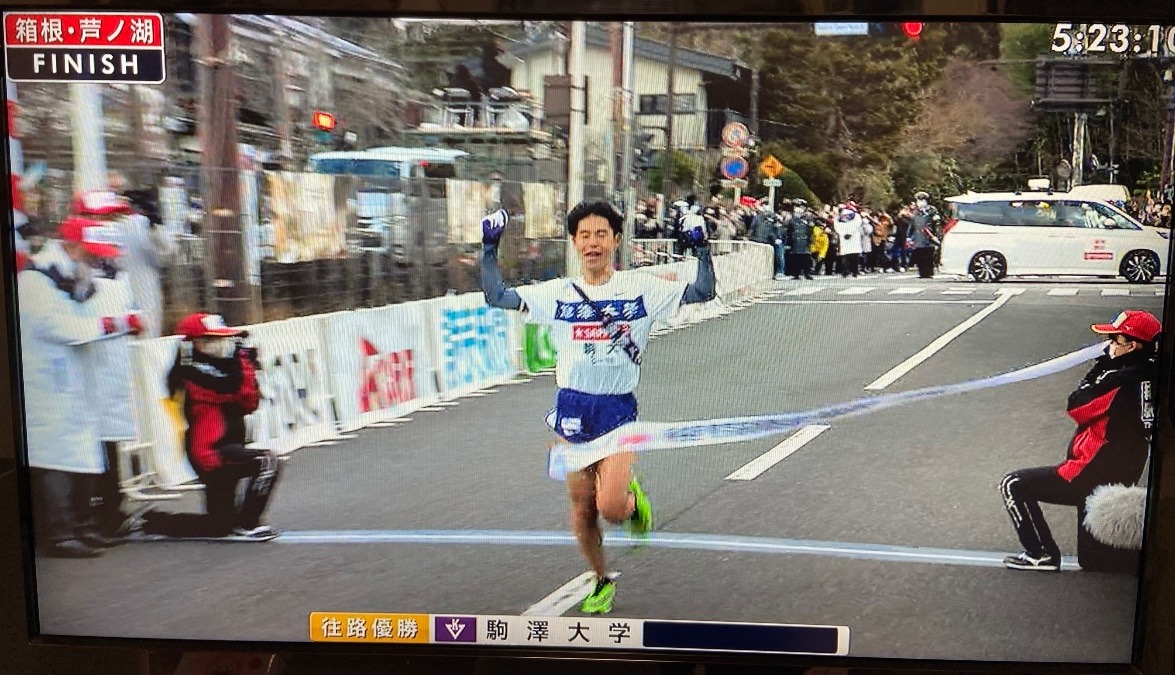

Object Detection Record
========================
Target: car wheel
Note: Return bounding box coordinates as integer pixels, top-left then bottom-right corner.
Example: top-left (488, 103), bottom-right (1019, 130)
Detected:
top-left (969, 251), bottom-right (1007, 283)
top-left (1121, 250), bottom-right (1159, 284)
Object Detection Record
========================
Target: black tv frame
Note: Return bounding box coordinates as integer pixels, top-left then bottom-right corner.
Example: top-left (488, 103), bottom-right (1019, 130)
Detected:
top-left (2, 1), bottom-right (1175, 672)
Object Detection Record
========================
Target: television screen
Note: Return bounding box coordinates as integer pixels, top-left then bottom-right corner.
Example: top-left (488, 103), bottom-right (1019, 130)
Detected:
top-left (5, 12), bottom-right (1175, 667)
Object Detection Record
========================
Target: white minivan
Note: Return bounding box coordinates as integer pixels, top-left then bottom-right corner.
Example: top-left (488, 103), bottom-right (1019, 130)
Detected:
top-left (939, 192), bottom-right (1170, 283)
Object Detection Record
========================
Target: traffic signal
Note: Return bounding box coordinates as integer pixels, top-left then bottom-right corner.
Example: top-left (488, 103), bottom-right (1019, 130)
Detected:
top-left (868, 22), bottom-right (924, 39)
top-left (312, 111), bottom-right (337, 132)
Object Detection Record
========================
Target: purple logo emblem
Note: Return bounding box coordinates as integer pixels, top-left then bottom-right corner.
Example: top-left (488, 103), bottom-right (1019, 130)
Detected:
top-left (434, 616), bottom-right (477, 642)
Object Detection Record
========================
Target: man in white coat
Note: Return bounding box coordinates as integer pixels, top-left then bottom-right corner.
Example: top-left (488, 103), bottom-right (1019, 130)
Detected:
top-left (20, 217), bottom-right (143, 558)
top-left (833, 205), bottom-right (865, 278)
top-left (73, 189), bottom-right (176, 338)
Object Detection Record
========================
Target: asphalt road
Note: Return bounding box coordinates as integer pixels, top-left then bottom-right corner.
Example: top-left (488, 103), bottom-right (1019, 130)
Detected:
top-left (32, 272), bottom-right (1168, 665)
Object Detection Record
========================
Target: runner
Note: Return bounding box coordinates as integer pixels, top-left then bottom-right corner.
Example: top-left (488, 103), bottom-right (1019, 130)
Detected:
top-left (480, 200), bottom-right (716, 614)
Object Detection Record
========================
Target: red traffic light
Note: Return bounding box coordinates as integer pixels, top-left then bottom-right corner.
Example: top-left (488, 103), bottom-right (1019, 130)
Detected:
top-left (312, 111), bottom-right (337, 132)
top-left (901, 22), bottom-right (924, 39)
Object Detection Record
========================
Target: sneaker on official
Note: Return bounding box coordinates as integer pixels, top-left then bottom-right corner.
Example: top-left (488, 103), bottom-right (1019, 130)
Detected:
top-left (1003, 551), bottom-right (1060, 571)
top-left (626, 478), bottom-right (653, 538)
top-left (579, 576), bottom-right (616, 614)
top-left (233, 524), bottom-right (280, 541)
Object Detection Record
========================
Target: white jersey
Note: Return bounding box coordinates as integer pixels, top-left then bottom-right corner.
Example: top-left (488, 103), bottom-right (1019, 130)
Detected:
top-left (516, 270), bottom-right (688, 396)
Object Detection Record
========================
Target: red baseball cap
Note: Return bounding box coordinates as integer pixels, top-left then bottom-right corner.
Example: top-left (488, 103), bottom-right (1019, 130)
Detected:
top-left (175, 313), bottom-right (246, 340)
top-left (1091, 310), bottom-right (1162, 343)
top-left (59, 216), bottom-right (123, 258)
top-left (72, 190), bottom-right (132, 216)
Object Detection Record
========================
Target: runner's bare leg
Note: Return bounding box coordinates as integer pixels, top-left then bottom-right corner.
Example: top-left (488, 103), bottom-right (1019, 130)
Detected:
top-left (596, 449), bottom-right (636, 523)
top-left (567, 467), bottom-right (607, 578)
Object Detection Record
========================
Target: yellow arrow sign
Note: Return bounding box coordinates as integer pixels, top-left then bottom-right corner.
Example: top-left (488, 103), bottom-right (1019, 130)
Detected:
top-left (759, 155), bottom-right (785, 178)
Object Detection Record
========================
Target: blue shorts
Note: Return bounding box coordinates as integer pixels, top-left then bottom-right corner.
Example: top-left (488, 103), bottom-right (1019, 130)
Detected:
top-left (545, 389), bottom-right (638, 444)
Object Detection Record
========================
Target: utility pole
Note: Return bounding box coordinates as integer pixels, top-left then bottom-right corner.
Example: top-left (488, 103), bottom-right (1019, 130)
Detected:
top-left (750, 68), bottom-right (760, 137)
top-left (620, 22), bottom-right (636, 269)
top-left (197, 14), bottom-right (249, 325)
top-left (565, 20), bottom-right (587, 277)
top-left (664, 25), bottom-right (678, 200)
top-left (610, 23), bottom-right (623, 201)
top-left (69, 83), bottom-right (108, 192)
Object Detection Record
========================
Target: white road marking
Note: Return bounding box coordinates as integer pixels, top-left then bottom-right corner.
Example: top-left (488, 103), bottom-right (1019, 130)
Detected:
top-left (1101, 288), bottom-right (1130, 296)
top-left (416, 406), bottom-right (447, 412)
top-left (995, 287), bottom-right (1026, 296)
top-left (865, 292), bottom-right (1015, 391)
top-left (784, 286), bottom-right (825, 296)
top-left (888, 287), bottom-right (924, 295)
top-left (838, 287), bottom-right (876, 295)
top-left (307, 440), bottom-right (339, 447)
top-left (725, 425), bottom-right (831, 481)
top-left (941, 288), bottom-right (975, 295)
top-left (1048, 288), bottom-right (1079, 296)
top-left (523, 571), bottom-right (598, 617)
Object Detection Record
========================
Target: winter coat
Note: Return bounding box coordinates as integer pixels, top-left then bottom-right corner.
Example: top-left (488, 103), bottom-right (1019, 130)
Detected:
top-left (810, 227), bottom-right (830, 258)
top-left (1058, 349), bottom-right (1157, 490)
top-left (834, 212), bottom-right (865, 256)
top-left (79, 276), bottom-right (139, 441)
top-left (113, 213), bottom-right (176, 338)
top-left (787, 214), bottom-right (814, 252)
top-left (18, 267), bottom-right (112, 473)
top-left (909, 206), bottom-right (941, 248)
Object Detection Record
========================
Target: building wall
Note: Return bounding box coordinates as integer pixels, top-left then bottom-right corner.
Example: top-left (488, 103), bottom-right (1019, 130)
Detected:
top-left (509, 44), bottom-right (710, 155)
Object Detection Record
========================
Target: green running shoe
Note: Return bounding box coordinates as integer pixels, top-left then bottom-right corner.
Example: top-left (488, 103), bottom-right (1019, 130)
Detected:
top-left (579, 576), bottom-right (616, 614)
top-left (626, 477), bottom-right (653, 537)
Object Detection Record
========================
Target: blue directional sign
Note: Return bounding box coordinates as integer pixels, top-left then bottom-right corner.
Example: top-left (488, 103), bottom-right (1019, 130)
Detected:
top-left (721, 156), bottom-right (749, 180)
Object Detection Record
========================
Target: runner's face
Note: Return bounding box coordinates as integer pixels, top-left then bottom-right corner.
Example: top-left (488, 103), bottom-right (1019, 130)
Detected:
top-left (574, 215), bottom-right (619, 274)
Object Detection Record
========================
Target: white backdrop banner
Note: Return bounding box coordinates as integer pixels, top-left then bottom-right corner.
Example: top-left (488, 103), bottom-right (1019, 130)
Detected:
top-left (325, 303), bottom-right (440, 432)
top-left (245, 316), bottom-right (339, 454)
top-left (430, 293), bottom-right (520, 397)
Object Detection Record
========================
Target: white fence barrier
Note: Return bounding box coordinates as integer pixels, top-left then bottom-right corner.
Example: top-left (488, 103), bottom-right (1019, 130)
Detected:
top-left (128, 243), bottom-right (771, 487)
top-left (326, 303), bottom-right (440, 433)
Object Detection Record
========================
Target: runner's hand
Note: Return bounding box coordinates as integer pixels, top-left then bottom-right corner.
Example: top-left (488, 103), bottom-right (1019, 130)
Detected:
top-left (482, 209), bottom-right (508, 245)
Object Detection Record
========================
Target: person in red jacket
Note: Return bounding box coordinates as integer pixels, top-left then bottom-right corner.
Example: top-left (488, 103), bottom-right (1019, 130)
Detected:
top-left (1000, 310), bottom-right (1160, 572)
top-left (138, 313), bottom-right (280, 541)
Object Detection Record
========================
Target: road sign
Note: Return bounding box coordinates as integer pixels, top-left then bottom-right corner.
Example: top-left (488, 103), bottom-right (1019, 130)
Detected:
top-left (721, 122), bottom-right (750, 148)
top-left (760, 155), bottom-right (785, 178)
top-left (4, 13), bottom-right (166, 84)
top-left (721, 156), bottom-right (749, 180)
top-left (719, 179), bottom-right (748, 189)
top-left (813, 22), bottom-right (870, 36)
top-left (763, 178), bottom-right (783, 187)
top-left (721, 146), bottom-right (749, 158)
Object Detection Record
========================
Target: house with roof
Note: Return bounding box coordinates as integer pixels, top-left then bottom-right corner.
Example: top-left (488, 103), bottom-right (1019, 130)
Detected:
top-left (504, 24), bottom-right (753, 156)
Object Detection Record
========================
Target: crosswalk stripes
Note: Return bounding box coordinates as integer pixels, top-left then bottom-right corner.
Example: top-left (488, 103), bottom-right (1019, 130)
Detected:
top-left (888, 288), bottom-right (924, 295)
top-left (1048, 288), bottom-right (1080, 296)
top-left (942, 289), bottom-right (975, 295)
top-left (838, 287), bottom-right (876, 295)
top-left (1101, 289), bottom-right (1130, 296)
top-left (784, 286), bottom-right (825, 296)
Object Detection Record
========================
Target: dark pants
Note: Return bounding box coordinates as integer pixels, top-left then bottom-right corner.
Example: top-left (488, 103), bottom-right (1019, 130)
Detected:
top-left (143, 446), bottom-right (281, 538)
top-left (890, 245), bottom-right (910, 270)
top-left (817, 254), bottom-right (836, 276)
top-left (31, 469), bottom-right (99, 547)
top-left (840, 253), bottom-right (860, 277)
top-left (787, 253), bottom-right (813, 279)
top-left (93, 441), bottom-right (125, 536)
top-left (912, 247), bottom-right (935, 278)
top-left (1000, 466), bottom-right (1139, 572)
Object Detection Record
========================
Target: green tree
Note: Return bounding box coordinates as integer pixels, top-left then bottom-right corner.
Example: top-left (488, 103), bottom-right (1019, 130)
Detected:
top-left (647, 150), bottom-right (699, 195)
top-left (999, 24), bottom-right (1052, 94)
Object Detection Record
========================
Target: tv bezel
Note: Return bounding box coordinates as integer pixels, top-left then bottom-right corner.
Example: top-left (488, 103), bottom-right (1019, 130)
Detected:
top-left (2, 1), bottom-right (1175, 672)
